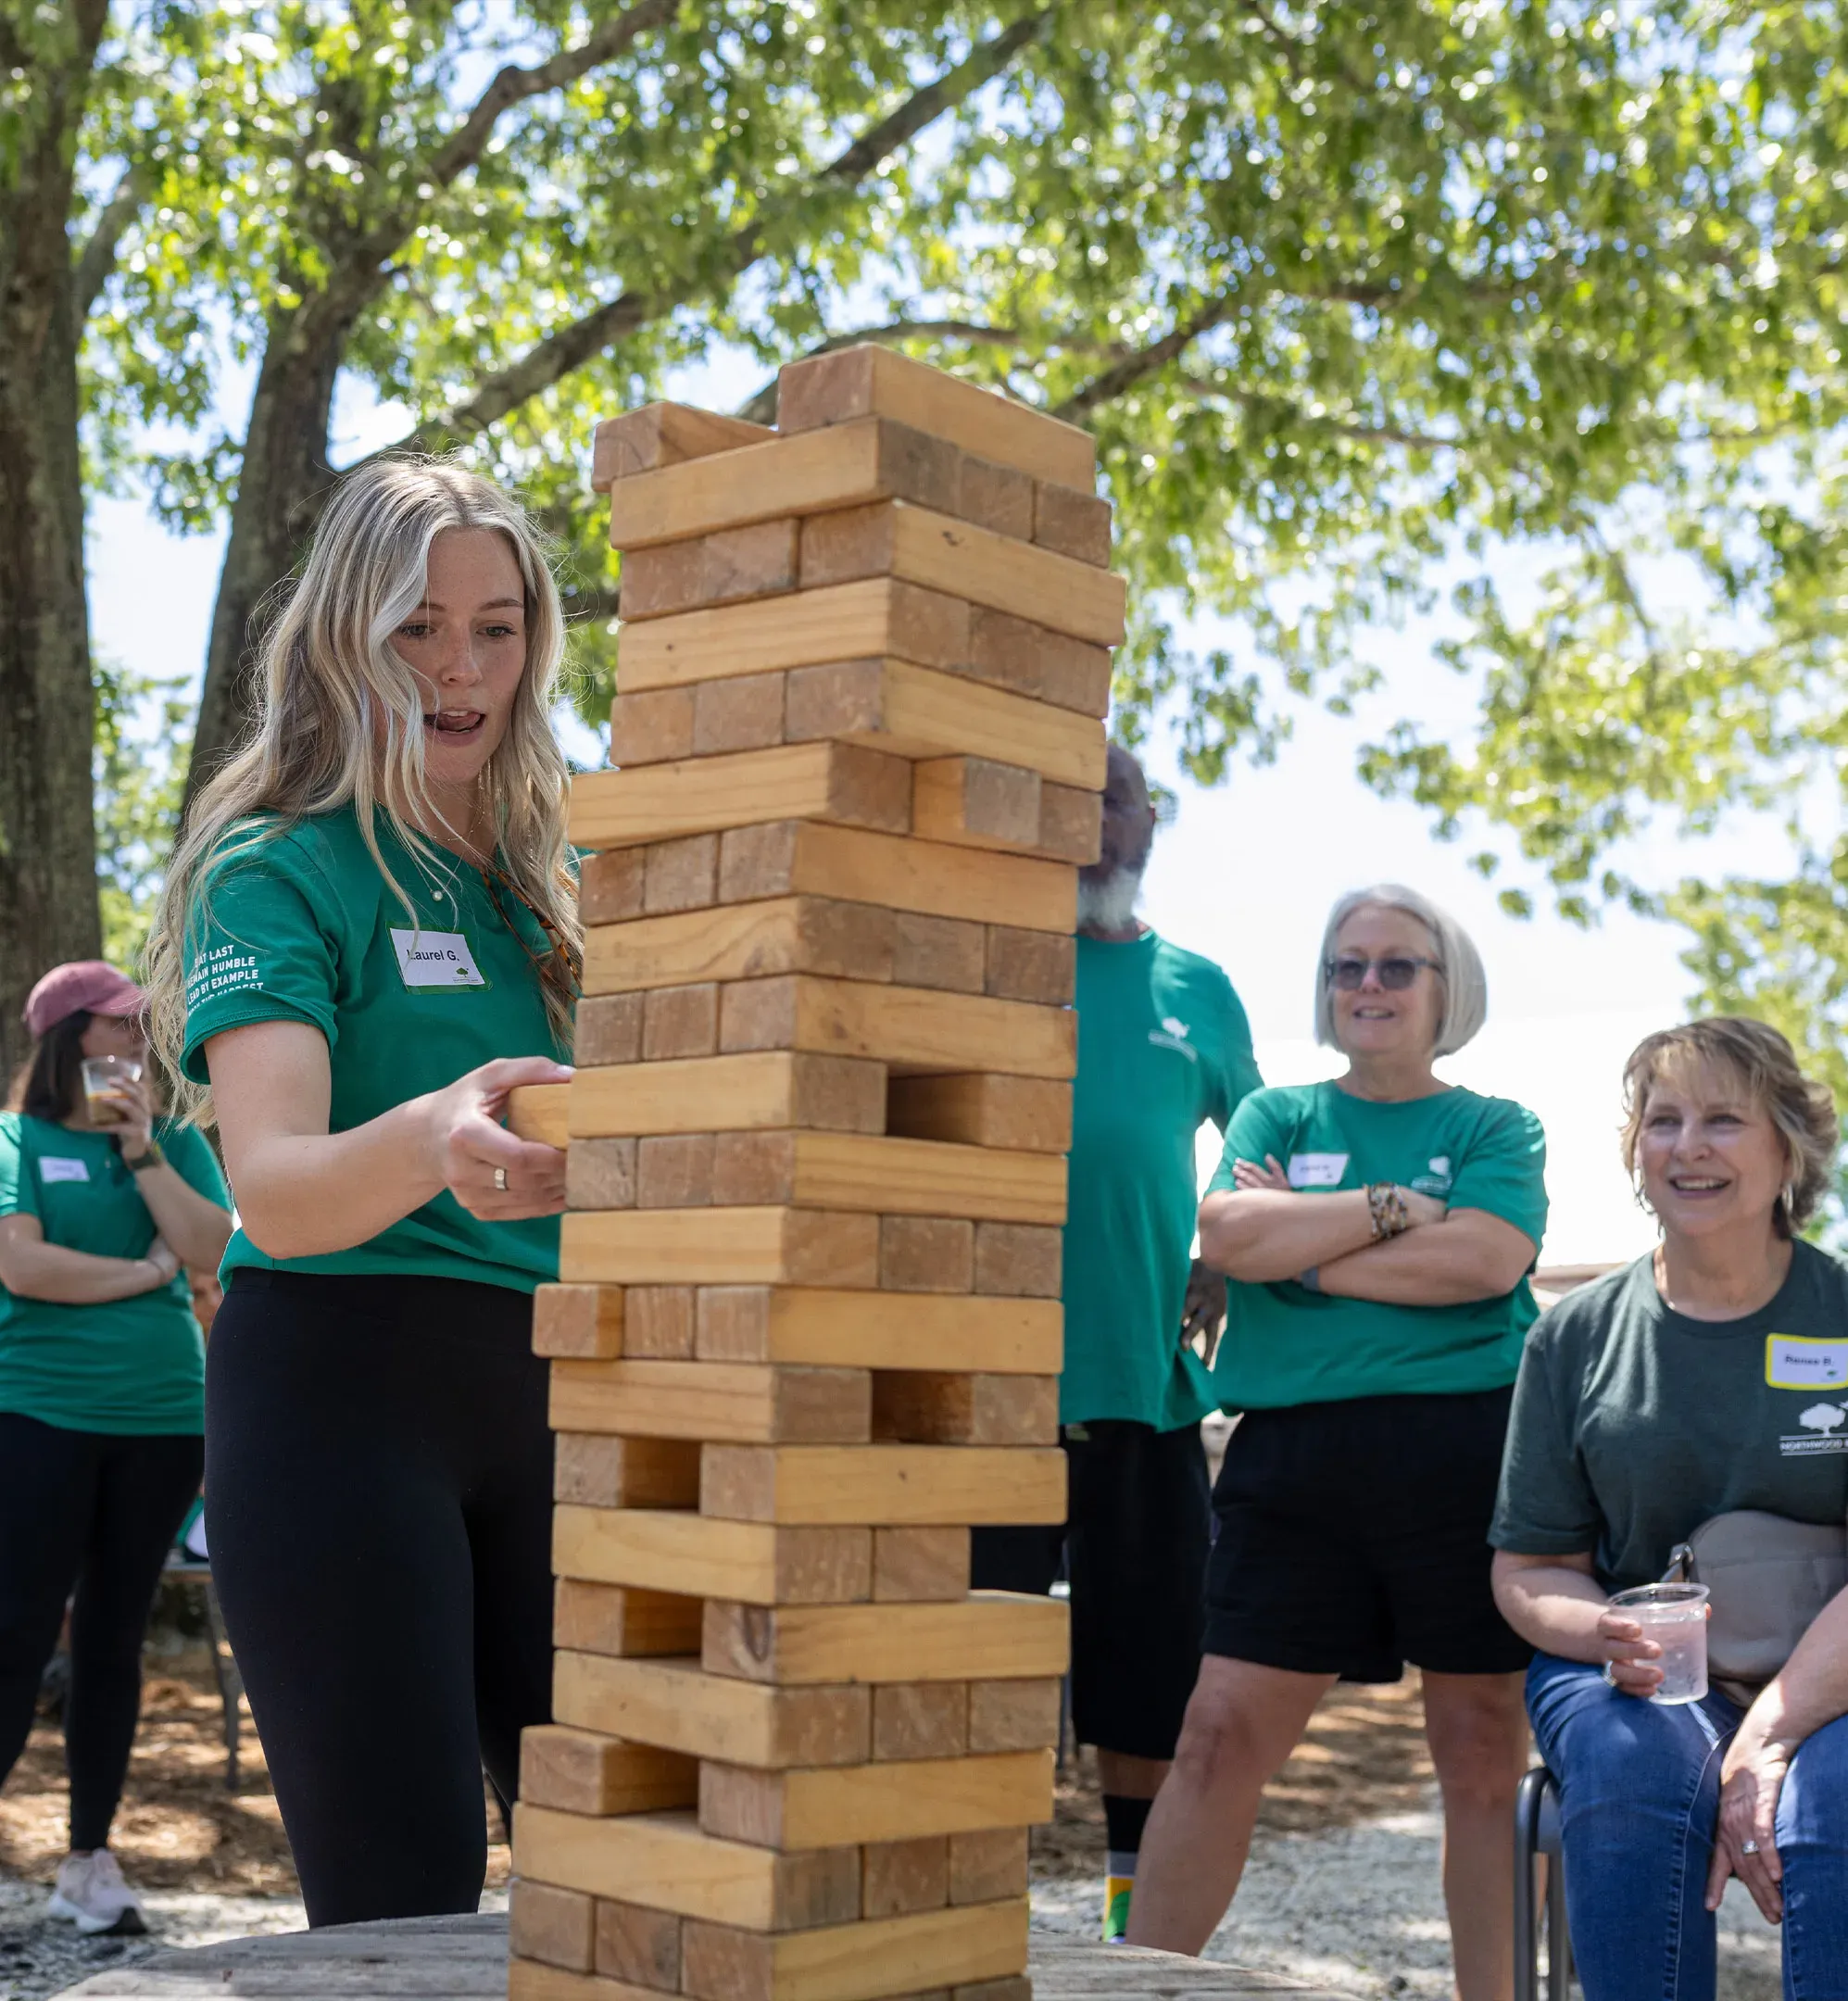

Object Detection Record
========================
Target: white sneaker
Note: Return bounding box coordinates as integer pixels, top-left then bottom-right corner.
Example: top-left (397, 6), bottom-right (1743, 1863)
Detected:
top-left (48, 1850), bottom-right (147, 1935)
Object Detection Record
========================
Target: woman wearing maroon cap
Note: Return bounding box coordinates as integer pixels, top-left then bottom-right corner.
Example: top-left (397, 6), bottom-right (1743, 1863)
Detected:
top-left (0, 963), bottom-right (233, 1934)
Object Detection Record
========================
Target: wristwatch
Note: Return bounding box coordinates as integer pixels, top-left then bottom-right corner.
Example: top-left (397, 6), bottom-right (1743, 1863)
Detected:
top-left (121, 1141), bottom-right (166, 1172)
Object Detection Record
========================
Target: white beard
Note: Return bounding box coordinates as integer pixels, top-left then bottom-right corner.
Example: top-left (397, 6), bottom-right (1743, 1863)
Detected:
top-left (1076, 865), bottom-right (1143, 933)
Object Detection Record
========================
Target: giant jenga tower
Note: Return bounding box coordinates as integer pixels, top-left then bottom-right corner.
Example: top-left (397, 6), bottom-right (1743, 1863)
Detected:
top-left (507, 346), bottom-right (1119, 2001)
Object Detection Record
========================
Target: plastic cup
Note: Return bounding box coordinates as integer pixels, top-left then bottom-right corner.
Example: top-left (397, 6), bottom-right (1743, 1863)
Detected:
top-left (80, 1054), bottom-right (142, 1127)
top-left (1610, 1582), bottom-right (1710, 1705)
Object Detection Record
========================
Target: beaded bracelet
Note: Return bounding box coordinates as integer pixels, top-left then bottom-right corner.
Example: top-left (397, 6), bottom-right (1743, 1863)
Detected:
top-left (1365, 1182), bottom-right (1410, 1240)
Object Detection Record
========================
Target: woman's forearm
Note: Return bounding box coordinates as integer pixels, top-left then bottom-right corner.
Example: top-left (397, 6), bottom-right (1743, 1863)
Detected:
top-left (1491, 1554), bottom-right (1610, 1658)
top-left (1317, 1210), bottom-right (1534, 1303)
top-left (223, 1096), bottom-right (444, 1260)
top-left (0, 1240), bottom-right (170, 1305)
top-left (131, 1163), bottom-right (233, 1269)
top-left (1739, 1586), bottom-right (1848, 1755)
top-left (1199, 1189), bottom-right (1380, 1281)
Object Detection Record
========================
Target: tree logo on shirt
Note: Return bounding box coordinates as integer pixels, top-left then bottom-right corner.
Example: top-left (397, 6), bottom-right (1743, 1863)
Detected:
top-left (1148, 1016), bottom-right (1199, 1062)
top-left (1410, 1155), bottom-right (1455, 1197)
top-left (1781, 1401), bottom-right (1848, 1454)
top-left (1802, 1403), bottom-right (1846, 1437)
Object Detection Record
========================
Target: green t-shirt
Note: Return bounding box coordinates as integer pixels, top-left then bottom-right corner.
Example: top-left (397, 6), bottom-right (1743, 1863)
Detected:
top-left (1206, 1081), bottom-right (1548, 1410)
top-left (0, 1114), bottom-right (227, 1434)
top-left (1491, 1242), bottom-right (1848, 1591)
top-left (1061, 931), bottom-right (1263, 1431)
top-left (181, 806), bottom-right (568, 1293)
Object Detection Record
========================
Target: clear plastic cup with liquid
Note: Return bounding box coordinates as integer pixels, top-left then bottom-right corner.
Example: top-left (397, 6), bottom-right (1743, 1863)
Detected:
top-left (1610, 1582), bottom-right (1711, 1705)
top-left (80, 1054), bottom-right (142, 1127)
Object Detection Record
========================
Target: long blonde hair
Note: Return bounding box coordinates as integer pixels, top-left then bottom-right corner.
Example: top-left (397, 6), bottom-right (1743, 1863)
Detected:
top-left (147, 458), bottom-right (580, 1122)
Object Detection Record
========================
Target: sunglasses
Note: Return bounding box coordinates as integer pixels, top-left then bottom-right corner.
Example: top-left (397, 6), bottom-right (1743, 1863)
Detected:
top-left (1324, 954), bottom-right (1442, 991)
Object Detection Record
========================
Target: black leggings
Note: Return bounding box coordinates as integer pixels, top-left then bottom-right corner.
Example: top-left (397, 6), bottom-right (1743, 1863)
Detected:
top-left (0, 1414), bottom-right (204, 1850)
top-left (205, 1269), bottom-right (553, 1927)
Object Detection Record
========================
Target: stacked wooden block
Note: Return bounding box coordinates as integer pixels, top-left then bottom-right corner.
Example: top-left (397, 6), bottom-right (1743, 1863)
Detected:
top-left (508, 346), bottom-right (1119, 2001)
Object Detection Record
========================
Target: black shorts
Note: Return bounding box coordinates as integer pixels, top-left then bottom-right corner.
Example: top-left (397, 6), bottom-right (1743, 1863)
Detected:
top-left (1204, 1386), bottom-right (1531, 1681)
top-left (971, 1418), bottom-right (1209, 1762)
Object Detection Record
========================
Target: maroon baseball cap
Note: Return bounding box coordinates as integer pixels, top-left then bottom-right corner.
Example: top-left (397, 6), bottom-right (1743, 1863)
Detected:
top-left (23, 961), bottom-right (149, 1039)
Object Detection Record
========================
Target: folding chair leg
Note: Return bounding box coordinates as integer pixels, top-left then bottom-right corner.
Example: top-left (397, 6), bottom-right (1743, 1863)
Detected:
top-left (1546, 1839), bottom-right (1571, 2001)
top-left (1513, 1767), bottom-right (1545, 2001)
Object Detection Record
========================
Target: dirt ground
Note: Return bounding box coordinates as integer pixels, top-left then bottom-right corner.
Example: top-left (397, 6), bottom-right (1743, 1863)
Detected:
top-left (1, 1642), bottom-right (1425, 1898)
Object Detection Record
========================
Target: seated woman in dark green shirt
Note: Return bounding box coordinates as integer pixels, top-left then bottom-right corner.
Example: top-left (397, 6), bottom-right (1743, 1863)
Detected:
top-left (144, 460), bottom-right (578, 1929)
top-left (1491, 1018), bottom-right (1848, 1998)
top-left (1129, 884), bottom-right (1547, 1998)
top-left (0, 959), bottom-right (233, 1936)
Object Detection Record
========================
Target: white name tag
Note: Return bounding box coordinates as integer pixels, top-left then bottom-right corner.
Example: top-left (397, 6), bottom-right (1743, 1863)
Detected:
top-left (391, 928), bottom-right (486, 989)
top-left (1767, 1335), bottom-right (1848, 1391)
top-left (38, 1157), bottom-right (90, 1185)
top-left (1288, 1152), bottom-right (1351, 1189)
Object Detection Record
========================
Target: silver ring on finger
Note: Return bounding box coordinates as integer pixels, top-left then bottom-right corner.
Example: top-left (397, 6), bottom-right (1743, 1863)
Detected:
top-left (1741, 1839), bottom-right (1761, 1856)
top-left (1602, 1661), bottom-right (1616, 1686)
top-left (494, 1166), bottom-right (509, 1192)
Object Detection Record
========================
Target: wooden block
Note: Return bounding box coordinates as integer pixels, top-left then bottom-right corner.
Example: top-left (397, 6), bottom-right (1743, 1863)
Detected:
top-left (580, 849), bottom-right (645, 925)
top-left (878, 1215), bottom-right (974, 1294)
top-left (624, 1286), bottom-right (697, 1358)
top-left (556, 1505), bottom-right (872, 1605)
top-left (911, 759), bottom-right (1042, 853)
top-left (957, 456), bottom-right (1034, 540)
top-left (718, 822), bottom-right (1075, 934)
top-left (699, 1593), bottom-right (1068, 1686)
top-left (577, 996), bottom-right (643, 1067)
top-left (607, 419), bottom-right (960, 550)
top-left (694, 1290), bottom-right (1062, 1377)
top-left (566, 1138), bottom-right (636, 1211)
top-left (1031, 483), bottom-right (1113, 566)
top-left (963, 609), bottom-right (1040, 698)
top-left (1035, 783), bottom-right (1102, 865)
top-left (695, 673), bottom-right (786, 756)
top-left (609, 685), bottom-right (694, 764)
top-left (642, 983), bottom-right (718, 1061)
top-left (885, 1076), bottom-right (1072, 1155)
top-left (555, 1435), bottom-right (702, 1509)
top-left (569, 743), bottom-right (910, 850)
top-left (513, 1803), bottom-right (860, 1930)
top-left (1036, 628), bottom-right (1113, 718)
top-left (585, 898), bottom-right (897, 998)
top-left (673, 1133), bottom-right (1065, 1226)
top-left (509, 1084), bottom-right (572, 1148)
top-left (509, 1962), bottom-right (664, 2001)
top-left (592, 404), bottom-right (773, 490)
top-left (983, 928), bottom-right (1075, 1005)
top-left (535, 1284), bottom-right (624, 1360)
top-left (777, 345), bottom-right (1097, 491)
top-left (593, 1900), bottom-right (680, 1992)
top-left (619, 578), bottom-right (969, 691)
top-left (702, 1745), bottom-right (1048, 1847)
top-left (783, 658), bottom-right (1105, 790)
top-left (952, 1980), bottom-right (1031, 2001)
top-left (966, 1679), bottom-right (1062, 1756)
top-left (643, 833), bottom-right (719, 913)
top-left (700, 1446), bottom-right (1068, 1527)
top-left (555, 1579), bottom-right (704, 1657)
top-left (863, 1837), bottom-right (949, 1919)
top-left (553, 1651), bottom-right (870, 1768)
top-left (677, 1899), bottom-right (1027, 2001)
top-left (892, 912), bottom-right (985, 994)
top-left (561, 1207), bottom-right (879, 1288)
top-left (510, 1880), bottom-right (595, 1972)
top-left (718, 977), bottom-right (1076, 1082)
top-left (798, 501), bottom-right (1125, 648)
top-left (873, 1374), bottom-right (1059, 1447)
top-left (973, 1224), bottom-right (1062, 1298)
top-left (520, 1726), bottom-right (698, 1817)
top-left (572, 1053), bottom-right (886, 1139)
top-left (635, 1133), bottom-right (714, 1208)
top-left (621, 519), bottom-right (798, 621)
top-left (874, 1527), bottom-right (970, 1603)
top-left (551, 1360), bottom-right (873, 1445)
top-left (948, 1829), bottom-right (1029, 1907)
top-left (873, 1683), bottom-right (970, 1761)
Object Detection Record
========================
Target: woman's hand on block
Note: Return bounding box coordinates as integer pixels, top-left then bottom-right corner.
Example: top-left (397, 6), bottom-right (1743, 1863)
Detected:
top-left (427, 1057), bottom-right (572, 1221)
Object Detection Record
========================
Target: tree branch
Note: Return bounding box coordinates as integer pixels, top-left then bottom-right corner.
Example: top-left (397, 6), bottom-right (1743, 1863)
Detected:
top-left (69, 162), bottom-right (146, 321)
top-left (1171, 373), bottom-right (1458, 450)
top-left (374, 10), bottom-right (1053, 459)
top-left (1052, 298), bottom-right (1237, 420)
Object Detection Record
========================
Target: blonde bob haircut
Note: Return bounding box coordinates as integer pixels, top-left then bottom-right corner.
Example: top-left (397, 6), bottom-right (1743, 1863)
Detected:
top-left (1314, 883), bottom-right (1488, 1059)
top-left (146, 457), bottom-right (579, 1120)
top-left (1620, 1017), bottom-right (1838, 1238)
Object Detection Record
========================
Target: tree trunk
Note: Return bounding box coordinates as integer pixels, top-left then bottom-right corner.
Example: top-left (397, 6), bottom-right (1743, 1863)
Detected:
top-left (0, 0), bottom-right (109, 1080)
top-left (186, 308), bottom-right (354, 804)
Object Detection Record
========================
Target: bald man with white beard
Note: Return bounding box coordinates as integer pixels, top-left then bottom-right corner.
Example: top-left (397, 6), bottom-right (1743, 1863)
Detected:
top-left (971, 744), bottom-right (1262, 1941)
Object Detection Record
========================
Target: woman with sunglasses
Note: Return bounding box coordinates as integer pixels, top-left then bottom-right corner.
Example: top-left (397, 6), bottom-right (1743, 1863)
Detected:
top-left (1129, 884), bottom-right (1547, 1999)
top-left (145, 460), bottom-right (577, 1927)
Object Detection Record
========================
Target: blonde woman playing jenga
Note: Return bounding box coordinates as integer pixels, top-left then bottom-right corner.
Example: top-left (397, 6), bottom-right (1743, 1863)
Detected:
top-left (145, 459), bottom-right (579, 1926)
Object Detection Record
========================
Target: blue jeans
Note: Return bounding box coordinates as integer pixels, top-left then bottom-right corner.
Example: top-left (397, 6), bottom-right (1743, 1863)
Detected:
top-left (1528, 1652), bottom-right (1848, 2000)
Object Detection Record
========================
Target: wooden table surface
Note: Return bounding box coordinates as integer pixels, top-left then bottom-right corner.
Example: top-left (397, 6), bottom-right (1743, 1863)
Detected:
top-left (51, 1913), bottom-right (1356, 2001)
